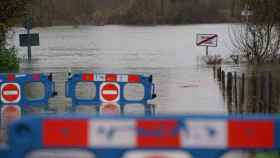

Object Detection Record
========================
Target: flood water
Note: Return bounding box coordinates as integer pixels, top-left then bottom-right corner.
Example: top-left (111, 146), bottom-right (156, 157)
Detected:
top-left (5, 24), bottom-right (254, 158)
top-left (8, 24), bottom-right (237, 114)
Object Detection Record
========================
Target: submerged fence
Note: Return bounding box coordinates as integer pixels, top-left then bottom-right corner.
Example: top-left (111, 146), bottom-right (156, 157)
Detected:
top-left (213, 66), bottom-right (280, 114)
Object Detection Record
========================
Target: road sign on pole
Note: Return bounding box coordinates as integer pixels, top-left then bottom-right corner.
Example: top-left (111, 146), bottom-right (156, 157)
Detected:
top-left (196, 34), bottom-right (218, 56)
top-left (196, 34), bottom-right (218, 47)
top-left (20, 16), bottom-right (40, 62)
top-left (1, 83), bottom-right (21, 104)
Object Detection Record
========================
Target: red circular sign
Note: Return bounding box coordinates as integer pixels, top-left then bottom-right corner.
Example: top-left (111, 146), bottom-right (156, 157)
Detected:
top-left (1, 83), bottom-right (20, 103)
top-left (101, 83), bottom-right (119, 102)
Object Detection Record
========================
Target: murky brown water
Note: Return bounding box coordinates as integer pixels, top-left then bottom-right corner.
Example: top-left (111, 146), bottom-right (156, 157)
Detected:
top-left (8, 24), bottom-right (237, 114)
top-left (4, 24), bottom-right (256, 158)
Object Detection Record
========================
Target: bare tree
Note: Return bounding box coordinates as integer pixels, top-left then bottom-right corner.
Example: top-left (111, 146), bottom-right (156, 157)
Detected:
top-left (230, 0), bottom-right (280, 64)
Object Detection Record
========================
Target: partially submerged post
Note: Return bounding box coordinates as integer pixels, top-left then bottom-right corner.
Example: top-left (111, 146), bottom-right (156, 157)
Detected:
top-left (240, 73), bottom-right (245, 112)
top-left (227, 72), bottom-right (233, 112)
top-left (217, 67), bottom-right (222, 82)
top-left (213, 66), bottom-right (216, 79)
top-left (222, 70), bottom-right (225, 93)
top-left (234, 72), bottom-right (238, 110)
top-left (25, 17), bottom-right (32, 61)
top-left (19, 17), bottom-right (40, 62)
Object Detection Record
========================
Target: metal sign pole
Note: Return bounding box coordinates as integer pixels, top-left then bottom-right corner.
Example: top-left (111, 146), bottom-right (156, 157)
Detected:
top-left (27, 28), bottom-right (32, 62)
top-left (206, 46), bottom-right (209, 56)
top-left (23, 16), bottom-right (33, 62)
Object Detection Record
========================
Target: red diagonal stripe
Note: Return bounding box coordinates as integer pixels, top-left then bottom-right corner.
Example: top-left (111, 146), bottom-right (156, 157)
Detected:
top-left (197, 34), bottom-right (217, 46)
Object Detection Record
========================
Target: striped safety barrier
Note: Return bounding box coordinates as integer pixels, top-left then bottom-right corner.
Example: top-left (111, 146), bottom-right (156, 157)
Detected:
top-left (0, 73), bottom-right (56, 107)
top-left (65, 72), bottom-right (157, 107)
top-left (0, 114), bottom-right (279, 158)
top-left (0, 73), bottom-right (57, 127)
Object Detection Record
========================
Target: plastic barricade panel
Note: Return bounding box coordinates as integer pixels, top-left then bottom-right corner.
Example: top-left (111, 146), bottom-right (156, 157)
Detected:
top-left (0, 114), bottom-right (279, 158)
top-left (0, 73), bottom-right (56, 107)
top-left (65, 73), bottom-right (157, 107)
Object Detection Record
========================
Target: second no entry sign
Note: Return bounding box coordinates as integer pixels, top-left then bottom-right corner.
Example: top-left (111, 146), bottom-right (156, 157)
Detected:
top-left (1, 83), bottom-right (21, 103)
top-left (100, 83), bottom-right (120, 103)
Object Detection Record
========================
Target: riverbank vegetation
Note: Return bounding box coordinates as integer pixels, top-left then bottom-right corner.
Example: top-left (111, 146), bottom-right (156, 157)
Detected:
top-left (0, 48), bottom-right (19, 72)
top-left (230, 0), bottom-right (280, 64)
top-left (0, 0), bottom-right (29, 71)
top-left (26, 0), bottom-right (234, 26)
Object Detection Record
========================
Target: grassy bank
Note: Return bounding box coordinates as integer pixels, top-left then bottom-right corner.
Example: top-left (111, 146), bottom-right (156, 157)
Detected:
top-left (256, 152), bottom-right (280, 158)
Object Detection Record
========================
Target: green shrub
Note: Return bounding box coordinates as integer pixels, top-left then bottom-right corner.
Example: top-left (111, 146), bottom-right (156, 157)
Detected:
top-left (0, 47), bottom-right (19, 72)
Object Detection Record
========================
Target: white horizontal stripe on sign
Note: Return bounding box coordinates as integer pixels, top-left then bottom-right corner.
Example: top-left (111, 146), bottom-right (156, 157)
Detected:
top-left (16, 74), bottom-right (27, 78)
top-left (95, 74), bottom-right (106, 81)
top-left (102, 90), bottom-right (118, 95)
top-left (180, 119), bottom-right (227, 148)
top-left (117, 75), bottom-right (128, 82)
top-left (89, 120), bottom-right (137, 147)
top-left (3, 91), bottom-right (18, 95)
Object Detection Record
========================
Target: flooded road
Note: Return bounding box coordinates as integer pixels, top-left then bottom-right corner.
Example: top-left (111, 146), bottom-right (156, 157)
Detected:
top-left (5, 24), bottom-right (257, 158)
top-left (9, 24), bottom-right (234, 114)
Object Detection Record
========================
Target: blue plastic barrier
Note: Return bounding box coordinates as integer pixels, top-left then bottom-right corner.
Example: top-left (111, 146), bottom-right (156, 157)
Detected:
top-left (65, 72), bottom-right (157, 107)
top-left (0, 73), bottom-right (57, 107)
top-left (0, 114), bottom-right (279, 158)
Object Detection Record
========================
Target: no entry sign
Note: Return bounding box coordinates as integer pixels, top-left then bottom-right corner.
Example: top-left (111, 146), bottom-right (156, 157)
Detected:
top-left (1, 105), bottom-right (21, 127)
top-left (196, 34), bottom-right (218, 47)
top-left (1, 83), bottom-right (21, 103)
top-left (100, 83), bottom-right (120, 103)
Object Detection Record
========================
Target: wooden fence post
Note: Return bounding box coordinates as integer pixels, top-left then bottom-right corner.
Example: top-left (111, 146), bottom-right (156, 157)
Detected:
top-left (234, 72), bottom-right (238, 112)
top-left (222, 70), bottom-right (225, 92)
top-left (213, 66), bottom-right (216, 79)
top-left (268, 72), bottom-right (272, 112)
top-left (240, 73), bottom-right (245, 113)
top-left (217, 67), bottom-right (222, 82)
top-left (227, 72), bottom-right (233, 113)
top-left (260, 73), bottom-right (265, 113)
top-left (251, 74), bottom-right (257, 113)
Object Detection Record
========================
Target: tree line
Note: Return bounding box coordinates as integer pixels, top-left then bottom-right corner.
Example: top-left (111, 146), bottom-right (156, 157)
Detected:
top-left (0, 0), bottom-right (27, 71)
top-left (25, 0), bottom-right (234, 26)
